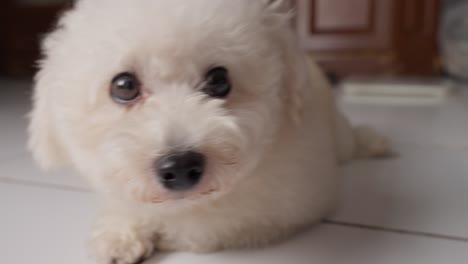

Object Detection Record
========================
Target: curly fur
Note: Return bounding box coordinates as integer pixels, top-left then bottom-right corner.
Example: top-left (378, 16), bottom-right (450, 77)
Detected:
top-left (28, 1), bottom-right (390, 263)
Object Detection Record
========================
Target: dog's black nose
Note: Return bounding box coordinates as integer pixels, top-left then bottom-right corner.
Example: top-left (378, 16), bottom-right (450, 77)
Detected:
top-left (156, 151), bottom-right (206, 191)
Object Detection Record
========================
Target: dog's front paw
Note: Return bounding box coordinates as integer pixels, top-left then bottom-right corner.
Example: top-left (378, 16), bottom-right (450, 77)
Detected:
top-left (354, 126), bottom-right (393, 158)
top-left (88, 227), bottom-right (155, 264)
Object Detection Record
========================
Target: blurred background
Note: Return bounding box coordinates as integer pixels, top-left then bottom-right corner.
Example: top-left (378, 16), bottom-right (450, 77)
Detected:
top-left (1, 1), bottom-right (468, 264)
top-left (0, 0), bottom-right (461, 78)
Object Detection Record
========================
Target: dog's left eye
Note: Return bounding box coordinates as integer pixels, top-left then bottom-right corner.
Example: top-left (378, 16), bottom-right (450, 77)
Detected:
top-left (110, 73), bottom-right (141, 104)
top-left (203, 67), bottom-right (231, 98)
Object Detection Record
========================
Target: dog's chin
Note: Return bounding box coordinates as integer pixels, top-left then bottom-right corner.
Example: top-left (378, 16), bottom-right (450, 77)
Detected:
top-left (141, 182), bottom-right (221, 205)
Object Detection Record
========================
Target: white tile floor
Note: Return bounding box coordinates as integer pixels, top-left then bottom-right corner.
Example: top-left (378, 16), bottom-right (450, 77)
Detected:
top-left (1, 79), bottom-right (468, 264)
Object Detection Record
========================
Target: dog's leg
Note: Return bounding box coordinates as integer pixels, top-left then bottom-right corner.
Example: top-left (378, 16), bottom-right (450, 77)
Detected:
top-left (88, 208), bottom-right (157, 264)
top-left (352, 125), bottom-right (392, 159)
top-left (334, 111), bottom-right (391, 163)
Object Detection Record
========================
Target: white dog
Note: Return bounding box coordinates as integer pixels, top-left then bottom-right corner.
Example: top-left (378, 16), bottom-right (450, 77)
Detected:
top-left (28, 0), bottom-right (390, 263)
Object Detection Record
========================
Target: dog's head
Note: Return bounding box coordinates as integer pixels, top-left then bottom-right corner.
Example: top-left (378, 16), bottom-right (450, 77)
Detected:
top-left (29, 0), bottom-right (308, 207)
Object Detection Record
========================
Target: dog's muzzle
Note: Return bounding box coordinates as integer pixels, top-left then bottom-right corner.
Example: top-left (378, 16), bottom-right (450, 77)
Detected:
top-left (155, 150), bottom-right (206, 191)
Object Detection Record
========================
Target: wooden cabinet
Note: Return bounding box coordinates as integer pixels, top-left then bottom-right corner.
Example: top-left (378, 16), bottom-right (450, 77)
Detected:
top-left (0, 1), bottom-right (11, 75)
top-left (1, 0), bottom-right (441, 78)
top-left (295, 0), bottom-right (441, 77)
top-left (1, 1), bottom-right (67, 77)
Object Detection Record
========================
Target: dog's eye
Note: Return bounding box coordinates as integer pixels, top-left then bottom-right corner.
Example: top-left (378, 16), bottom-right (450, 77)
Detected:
top-left (110, 73), bottom-right (141, 103)
top-left (203, 67), bottom-right (231, 98)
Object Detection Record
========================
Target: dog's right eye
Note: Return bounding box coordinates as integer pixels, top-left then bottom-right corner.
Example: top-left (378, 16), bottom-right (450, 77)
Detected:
top-left (203, 67), bottom-right (231, 98)
top-left (110, 73), bottom-right (141, 104)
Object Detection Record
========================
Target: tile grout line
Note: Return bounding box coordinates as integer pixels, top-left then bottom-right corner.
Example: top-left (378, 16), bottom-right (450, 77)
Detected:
top-left (323, 219), bottom-right (468, 244)
top-left (0, 177), bottom-right (91, 193)
top-left (3, 177), bottom-right (468, 244)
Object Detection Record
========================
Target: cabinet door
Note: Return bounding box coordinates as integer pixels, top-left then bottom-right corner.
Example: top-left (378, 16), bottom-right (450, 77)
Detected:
top-left (0, 1), bottom-right (12, 74)
top-left (295, 0), bottom-right (441, 77)
top-left (297, 0), bottom-right (393, 51)
top-left (393, 0), bottom-right (440, 75)
top-left (1, 1), bottom-right (68, 77)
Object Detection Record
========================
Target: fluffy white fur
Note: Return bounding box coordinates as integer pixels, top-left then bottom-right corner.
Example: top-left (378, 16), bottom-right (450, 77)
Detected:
top-left (28, 1), bottom-right (390, 263)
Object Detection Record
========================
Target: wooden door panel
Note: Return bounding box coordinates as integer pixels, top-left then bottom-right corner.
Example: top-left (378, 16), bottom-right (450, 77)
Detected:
top-left (0, 1), bottom-right (12, 73)
top-left (297, 0), bottom-right (394, 51)
top-left (295, 0), bottom-right (441, 76)
top-left (1, 2), bottom-right (67, 77)
top-left (394, 0), bottom-right (441, 75)
top-left (315, 0), bottom-right (371, 31)
top-left (399, 0), bottom-right (437, 36)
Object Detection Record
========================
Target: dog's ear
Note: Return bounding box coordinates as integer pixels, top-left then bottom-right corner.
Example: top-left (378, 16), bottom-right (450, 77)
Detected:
top-left (262, 0), bottom-right (294, 24)
top-left (29, 71), bottom-right (69, 170)
top-left (261, 0), bottom-right (306, 124)
top-left (263, 0), bottom-right (292, 13)
top-left (28, 32), bottom-right (70, 170)
top-left (282, 44), bottom-right (308, 125)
